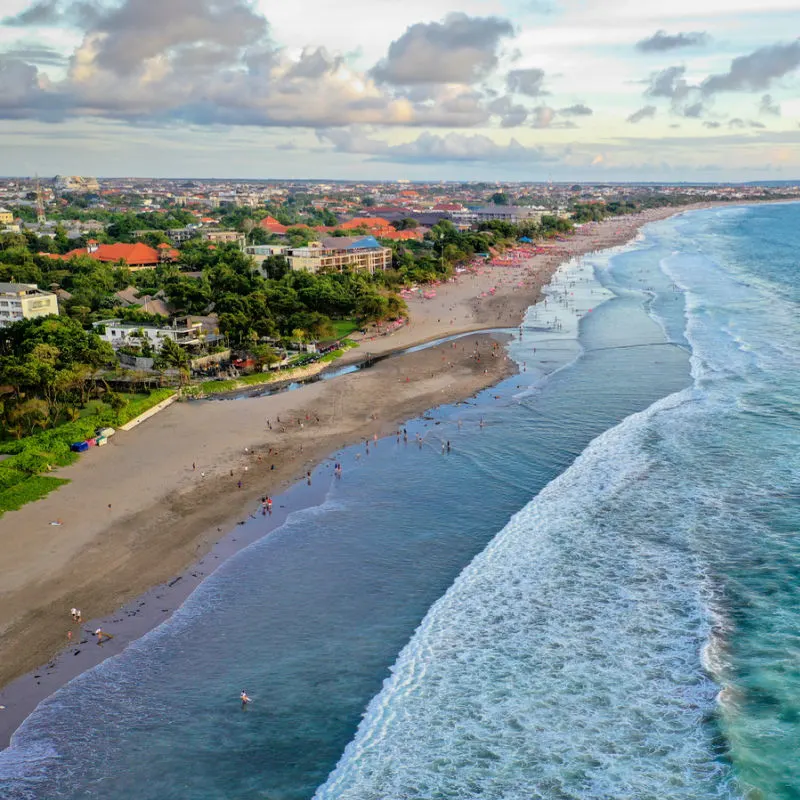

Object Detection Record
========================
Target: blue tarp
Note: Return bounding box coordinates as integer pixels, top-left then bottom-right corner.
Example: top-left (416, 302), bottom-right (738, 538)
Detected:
top-left (519, 236), bottom-right (533, 243)
top-left (71, 441), bottom-right (89, 453)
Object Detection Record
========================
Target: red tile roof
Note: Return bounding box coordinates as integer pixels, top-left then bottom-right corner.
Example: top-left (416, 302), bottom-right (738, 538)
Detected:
top-left (380, 230), bottom-right (424, 241)
top-left (259, 215), bottom-right (287, 234)
top-left (63, 242), bottom-right (167, 267)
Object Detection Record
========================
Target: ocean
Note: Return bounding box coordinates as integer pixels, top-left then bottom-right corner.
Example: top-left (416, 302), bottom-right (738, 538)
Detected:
top-left (1, 203), bottom-right (798, 799)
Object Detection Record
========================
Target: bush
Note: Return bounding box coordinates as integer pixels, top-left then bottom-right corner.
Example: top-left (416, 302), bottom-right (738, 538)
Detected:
top-left (0, 476), bottom-right (69, 515)
top-left (0, 466), bottom-right (27, 491)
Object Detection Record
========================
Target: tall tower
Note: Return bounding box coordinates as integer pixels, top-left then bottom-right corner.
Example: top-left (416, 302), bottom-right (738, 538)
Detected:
top-left (35, 175), bottom-right (46, 225)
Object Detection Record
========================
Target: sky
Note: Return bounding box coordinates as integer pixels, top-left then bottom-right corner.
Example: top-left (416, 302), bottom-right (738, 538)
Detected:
top-left (0, 0), bottom-right (798, 181)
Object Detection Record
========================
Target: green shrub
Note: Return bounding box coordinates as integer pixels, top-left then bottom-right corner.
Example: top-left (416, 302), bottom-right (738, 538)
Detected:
top-left (0, 466), bottom-right (27, 491)
top-left (0, 476), bottom-right (70, 515)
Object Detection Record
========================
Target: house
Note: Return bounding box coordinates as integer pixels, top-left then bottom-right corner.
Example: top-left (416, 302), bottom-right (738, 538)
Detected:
top-left (114, 286), bottom-right (171, 317)
top-left (203, 230), bottom-right (246, 249)
top-left (0, 282), bottom-right (59, 327)
top-left (287, 237), bottom-right (392, 275)
top-left (0, 208), bottom-right (14, 226)
top-left (62, 241), bottom-right (176, 270)
top-left (92, 318), bottom-right (203, 350)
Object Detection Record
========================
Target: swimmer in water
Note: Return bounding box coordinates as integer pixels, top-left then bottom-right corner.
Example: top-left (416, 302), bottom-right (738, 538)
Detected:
top-left (240, 690), bottom-right (251, 708)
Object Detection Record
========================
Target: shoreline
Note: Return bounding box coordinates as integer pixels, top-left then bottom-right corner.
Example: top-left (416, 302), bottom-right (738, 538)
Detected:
top-left (0, 202), bottom-right (729, 747)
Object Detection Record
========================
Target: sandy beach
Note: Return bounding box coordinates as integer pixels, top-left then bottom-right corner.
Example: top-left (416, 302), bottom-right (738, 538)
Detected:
top-left (0, 204), bottom-right (704, 745)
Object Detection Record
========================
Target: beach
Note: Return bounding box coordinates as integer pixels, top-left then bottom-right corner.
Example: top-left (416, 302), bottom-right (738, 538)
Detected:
top-left (0, 204), bottom-right (701, 745)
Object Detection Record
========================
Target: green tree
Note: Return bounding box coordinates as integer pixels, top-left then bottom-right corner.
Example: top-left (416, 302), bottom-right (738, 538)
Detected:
top-left (153, 337), bottom-right (190, 370)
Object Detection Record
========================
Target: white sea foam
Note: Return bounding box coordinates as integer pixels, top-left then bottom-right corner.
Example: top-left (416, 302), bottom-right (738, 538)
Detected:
top-left (314, 386), bottom-right (738, 800)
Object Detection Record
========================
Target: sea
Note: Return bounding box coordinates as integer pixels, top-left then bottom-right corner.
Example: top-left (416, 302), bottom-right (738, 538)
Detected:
top-left (1, 202), bottom-right (798, 800)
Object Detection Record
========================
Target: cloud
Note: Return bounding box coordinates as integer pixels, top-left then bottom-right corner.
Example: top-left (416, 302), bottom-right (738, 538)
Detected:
top-left (703, 121), bottom-right (721, 129)
top-left (0, 1), bottom-right (537, 131)
top-left (3, 0), bottom-right (110, 29)
top-left (506, 67), bottom-right (546, 97)
top-left (0, 55), bottom-right (68, 121)
top-left (370, 13), bottom-right (514, 85)
top-left (286, 47), bottom-right (343, 80)
top-left (643, 65), bottom-right (707, 118)
top-left (319, 129), bottom-right (549, 164)
top-left (627, 105), bottom-right (657, 124)
top-left (487, 95), bottom-right (529, 127)
top-left (559, 103), bottom-right (593, 117)
top-left (636, 30), bottom-right (709, 53)
top-left (701, 40), bottom-right (800, 94)
top-left (0, 0), bottom-right (424, 128)
top-left (531, 105), bottom-right (555, 128)
top-left (3, 0), bottom-right (62, 26)
top-left (0, 45), bottom-right (67, 66)
top-left (82, 0), bottom-right (268, 77)
top-left (645, 65), bottom-right (688, 99)
top-left (758, 93), bottom-right (781, 116)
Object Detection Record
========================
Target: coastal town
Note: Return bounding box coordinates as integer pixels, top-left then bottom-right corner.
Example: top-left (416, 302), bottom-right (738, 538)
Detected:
top-left (1, 177), bottom-right (798, 512)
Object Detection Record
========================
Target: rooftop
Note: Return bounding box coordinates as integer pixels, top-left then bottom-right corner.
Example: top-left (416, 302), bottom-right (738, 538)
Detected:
top-left (0, 282), bottom-right (45, 294)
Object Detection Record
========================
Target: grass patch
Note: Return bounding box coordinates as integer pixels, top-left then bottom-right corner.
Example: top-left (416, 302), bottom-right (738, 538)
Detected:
top-left (0, 476), bottom-right (70, 515)
top-left (120, 389), bottom-right (175, 421)
top-left (331, 319), bottom-right (359, 338)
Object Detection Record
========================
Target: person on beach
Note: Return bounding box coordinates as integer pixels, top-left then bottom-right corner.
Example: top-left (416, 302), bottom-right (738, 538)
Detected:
top-left (95, 628), bottom-right (113, 644)
top-left (240, 690), bottom-right (251, 709)
top-left (71, 607), bottom-right (78, 622)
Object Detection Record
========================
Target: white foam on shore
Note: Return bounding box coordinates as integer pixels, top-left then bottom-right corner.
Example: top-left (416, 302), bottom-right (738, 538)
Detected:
top-left (314, 385), bottom-right (738, 800)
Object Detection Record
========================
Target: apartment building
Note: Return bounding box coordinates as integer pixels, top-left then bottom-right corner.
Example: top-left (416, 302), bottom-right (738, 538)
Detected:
top-left (0, 283), bottom-right (59, 327)
top-left (203, 230), bottom-right (246, 249)
top-left (287, 237), bottom-right (392, 275)
top-left (92, 318), bottom-right (203, 350)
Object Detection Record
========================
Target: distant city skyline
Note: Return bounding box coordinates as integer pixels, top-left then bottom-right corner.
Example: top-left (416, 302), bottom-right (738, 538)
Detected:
top-left (1, 0), bottom-right (798, 181)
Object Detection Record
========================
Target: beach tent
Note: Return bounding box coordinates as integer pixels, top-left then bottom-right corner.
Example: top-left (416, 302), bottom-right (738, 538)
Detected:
top-left (519, 236), bottom-right (533, 243)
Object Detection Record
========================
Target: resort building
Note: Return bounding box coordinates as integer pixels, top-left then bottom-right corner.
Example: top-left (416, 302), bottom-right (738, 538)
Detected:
top-left (0, 282), bottom-right (59, 327)
top-left (287, 237), bottom-right (392, 274)
top-left (452, 205), bottom-right (546, 225)
top-left (59, 241), bottom-right (178, 270)
top-left (0, 207), bottom-right (13, 226)
top-left (92, 318), bottom-right (203, 350)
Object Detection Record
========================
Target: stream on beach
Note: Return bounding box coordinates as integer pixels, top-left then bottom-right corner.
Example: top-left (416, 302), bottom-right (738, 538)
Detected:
top-left (2, 203), bottom-right (799, 800)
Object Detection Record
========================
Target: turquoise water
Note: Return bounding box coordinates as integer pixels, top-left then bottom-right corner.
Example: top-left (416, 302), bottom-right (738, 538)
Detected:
top-left (1, 203), bottom-right (798, 799)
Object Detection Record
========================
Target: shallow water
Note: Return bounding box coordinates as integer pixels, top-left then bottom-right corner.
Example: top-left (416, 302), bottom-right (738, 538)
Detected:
top-left (2, 204), bottom-right (798, 799)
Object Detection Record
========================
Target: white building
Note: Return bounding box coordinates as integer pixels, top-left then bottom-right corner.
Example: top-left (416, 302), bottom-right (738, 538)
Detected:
top-left (0, 283), bottom-right (59, 327)
top-left (93, 318), bottom-right (203, 350)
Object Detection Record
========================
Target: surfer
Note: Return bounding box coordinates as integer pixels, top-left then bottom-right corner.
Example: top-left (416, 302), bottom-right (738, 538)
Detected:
top-left (240, 690), bottom-right (251, 709)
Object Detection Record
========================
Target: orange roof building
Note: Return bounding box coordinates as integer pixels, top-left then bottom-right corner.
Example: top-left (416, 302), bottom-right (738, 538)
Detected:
top-left (62, 242), bottom-right (173, 270)
top-left (259, 216), bottom-right (288, 235)
top-left (379, 230), bottom-right (424, 242)
top-left (341, 217), bottom-right (395, 236)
